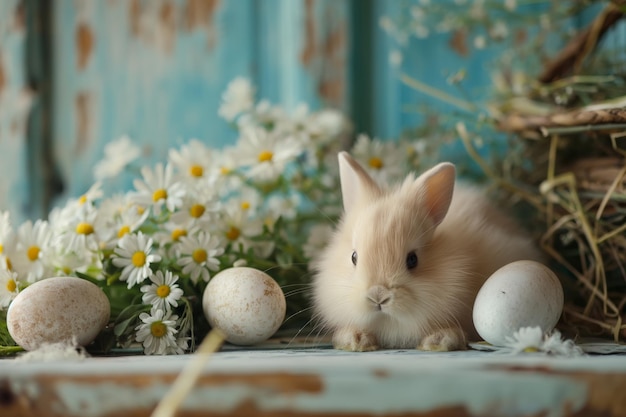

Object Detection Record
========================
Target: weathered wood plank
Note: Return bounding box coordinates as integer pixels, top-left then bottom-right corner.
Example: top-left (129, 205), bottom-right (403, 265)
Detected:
top-left (2, 350), bottom-right (626, 416)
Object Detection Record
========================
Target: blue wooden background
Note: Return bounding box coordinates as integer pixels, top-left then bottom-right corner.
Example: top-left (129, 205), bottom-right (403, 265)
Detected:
top-left (0, 0), bottom-right (621, 221)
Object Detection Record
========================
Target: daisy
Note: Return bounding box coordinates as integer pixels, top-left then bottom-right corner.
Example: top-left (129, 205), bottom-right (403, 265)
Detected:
top-left (267, 193), bottom-right (301, 221)
top-left (55, 204), bottom-right (102, 254)
top-left (216, 201), bottom-right (263, 253)
top-left (236, 127), bottom-right (302, 183)
top-left (207, 146), bottom-right (244, 198)
top-left (140, 270), bottom-right (184, 312)
top-left (169, 190), bottom-right (219, 229)
top-left (351, 134), bottom-right (408, 184)
top-left (96, 196), bottom-right (150, 248)
top-left (177, 231), bottom-right (224, 284)
top-left (12, 219), bottom-right (53, 283)
top-left (131, 163), bottom-right (185, 217)
top-left (134, 308), bottom-right (179, 355)
top-left (218, 77), bottom-right (255, 122)
top-left (93, 135), bottom-right (141, 181)
top-left (0, 211), bottom-right (15, 271)
top-left (112, 232), bottom-right (162, 289)
top-left (0, 269), bottom-right (19, 308)
top-left (503, 326), bottom-right (584, 356)
top-left (168, 139), bottom-right (215, 186)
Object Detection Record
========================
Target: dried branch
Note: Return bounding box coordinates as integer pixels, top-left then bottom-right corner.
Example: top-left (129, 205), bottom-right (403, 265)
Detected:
top-left (538, 3), bottom-right (624, 84)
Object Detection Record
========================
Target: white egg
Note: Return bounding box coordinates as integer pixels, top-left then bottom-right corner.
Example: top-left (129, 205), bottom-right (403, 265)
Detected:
top-left (202, 267), bottom-right (286, 346)
top-left (7, 277), bottom-right (110, 351)
top-left (472, 260), bottom-right (564, 346)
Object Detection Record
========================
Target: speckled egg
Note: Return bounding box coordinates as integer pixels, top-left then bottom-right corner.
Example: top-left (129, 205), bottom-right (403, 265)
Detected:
top-left (7, 277), bottom-right (110, 351)
top-left (472, 260), bottom-right (564, 346)
top-left (203, 267), bottom-right (286, 346)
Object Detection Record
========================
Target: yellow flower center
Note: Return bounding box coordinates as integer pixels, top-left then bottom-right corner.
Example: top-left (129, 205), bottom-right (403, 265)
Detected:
top-left (220, 166), bottom-right (231, 175)
top-left (118, 225), bottom-right (131, 238)
top-left (368, 157), bottom-right (384, 170)
top-left (523, 346), bottom-right (540, 353)
top-left (79, 195), bottom-right (88, 205)
top-left (5, 257), bottom-right (12, 271)
top-left (258, 150), bottom-right (273, 163)
top-left (137, 206), bottom-right (146, 215)
top-left (152, 188), bottom-right (168, 202)
top-left (76, 222), bottom-right (94, 235)
top-left (189, 204), bottom-right (205, 218)
top-left (192, 248), bottom-right (207, 264)
top-left (189, 164), bottom-right (204, 177)
top-left (0, 243), bottom-right (4, 254)
top-left (226, 226), bottom-right (240, 241)
top-left (132, 251), bottom-right (147, 267)
top-left (171, 229), bottom-right (187, 241)
top-left (62, 266), bottom-right (72, 275)
top-left (241, 201), bottom-right (251, 210)
top-left (150, 321), bottom-right (167, 338)
top-left (6, 279), bottom-right (16, 293)
top-left (156, 284), bottom-right (171, 298)
top-left (27, 246), bottom-right (40, 261)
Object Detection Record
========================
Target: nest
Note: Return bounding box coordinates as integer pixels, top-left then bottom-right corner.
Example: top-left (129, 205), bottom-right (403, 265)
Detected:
top-left (459, 2), bottom-right (626, 340)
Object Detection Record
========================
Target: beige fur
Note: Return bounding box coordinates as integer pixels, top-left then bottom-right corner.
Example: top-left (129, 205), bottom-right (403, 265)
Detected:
top-left (312, 152), bottom-right (543, 351)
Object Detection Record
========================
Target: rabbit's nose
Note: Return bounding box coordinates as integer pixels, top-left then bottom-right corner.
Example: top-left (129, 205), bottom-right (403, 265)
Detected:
top-left (367, 285), bottom-right (392, 310)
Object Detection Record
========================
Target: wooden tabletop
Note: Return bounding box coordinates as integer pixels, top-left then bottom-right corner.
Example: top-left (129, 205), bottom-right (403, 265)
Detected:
top-left (2, 343), bottom-right (626, 417)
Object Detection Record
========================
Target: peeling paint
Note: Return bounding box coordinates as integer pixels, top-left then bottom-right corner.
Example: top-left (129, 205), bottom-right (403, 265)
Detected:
top-left (76, 22), bottom-right (94, 70)
top-left (299, 0), bottom-right (347, 107)
top-left (184, 0), bottom-right (220, 49)
top-left (75, 92), bottom-right (92, 155)
top-left (159, 1), bottom-right (176, 54)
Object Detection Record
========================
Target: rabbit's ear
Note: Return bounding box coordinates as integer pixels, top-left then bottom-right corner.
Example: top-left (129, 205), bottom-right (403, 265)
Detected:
top-left (338, 152), bottom-right (380, 214)
top-left (413, 162), bottom-right (456, 226)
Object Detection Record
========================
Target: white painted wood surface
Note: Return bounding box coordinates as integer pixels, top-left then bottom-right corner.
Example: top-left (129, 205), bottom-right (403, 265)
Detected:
top-left (2, 347), bottom-right (626, 416)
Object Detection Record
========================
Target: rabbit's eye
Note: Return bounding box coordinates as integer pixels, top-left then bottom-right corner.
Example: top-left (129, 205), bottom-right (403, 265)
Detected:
top-left (406, 251), bottom-right (418, 269)
top-left (351, 251), bottom-right (358, 266)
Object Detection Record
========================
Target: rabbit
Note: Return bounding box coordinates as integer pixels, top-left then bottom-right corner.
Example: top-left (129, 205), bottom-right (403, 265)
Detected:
top-left (311, 151), bottom-right (543, 351)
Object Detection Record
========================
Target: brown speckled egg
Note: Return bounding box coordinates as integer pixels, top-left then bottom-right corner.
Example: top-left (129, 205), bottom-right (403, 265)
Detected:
top-left (203, 267), bottom-right (286, 345)
top-left (7, 277), bottom-right (110, 350)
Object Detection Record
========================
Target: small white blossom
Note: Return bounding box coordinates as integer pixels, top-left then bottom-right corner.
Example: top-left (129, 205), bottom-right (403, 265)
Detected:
top-left (131, 163), bottom-right (185, 216)
top-left (112, 232), bottom-right (162, 289)
top-left (135, 309), bottom-right (179, 355)
top-left (218, 77), bottom-right (255, 122)
top-left (168, 139), bottom-right (214, 186)
top-left (236, 127), bottom-right (302, 183)
top-left (140, 270), bottom-right (184, 312)
top-left (177, 231), bottom-right (224, 284)
top-left (0, 269), bottom-right (19, 309)
top-left (351, 134), bottom-right (408, 183)
top-left (12, 220), bottom-right (53, 283)
top-left (503, 326), bottom-right (584, 356)
top-left (93, 135), bottom-right (141, 181)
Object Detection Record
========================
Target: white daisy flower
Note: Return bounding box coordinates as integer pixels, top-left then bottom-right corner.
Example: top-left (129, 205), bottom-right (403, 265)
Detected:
top-left (267, 193), bottom-right (301, 221)
top-left (177, 231), bottom-right (224, 284)
top-left (0, 211), bottom-right (15, 271)
top-left (503, 326), bottom-right (584, 356)
top-left (140, 270), bottom-right (184, 312)
top-left (0, 269), bottom-right (19, 309)
top-left (131, 163), bottom-right (185, 217)
top-left (134, 308), bottom-right (179, 355)
top-left (97, 197), bottom-right (150, 248)
top-left (216, 202), bottom-right (264, 253)
top-left (208, 146), bottom-right (244, 198)
top-left (236, 127), bottom-right (302, 182)
top-left (351, 134), bottom-right (408, 184)
top-left (12, 219), bottom-right (53, 283)
top-left (93, 135), bottom-right (141, 181)
top-left (112, 232), bottom-right (162, 289)
top-left (170, 191), bottom-right (219, 229)
top-left (218, 77), bottom-right (255, 122)
top-left (55, 204), bottom-right (103, 254)
top-left (168, 139), bottom-right (214, 186)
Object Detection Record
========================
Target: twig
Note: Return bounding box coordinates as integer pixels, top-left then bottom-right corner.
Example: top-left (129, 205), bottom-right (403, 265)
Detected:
top-left (538, 3), bottom-right (625, 83)
top-left (151, 329), bottom-right (226, 417)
